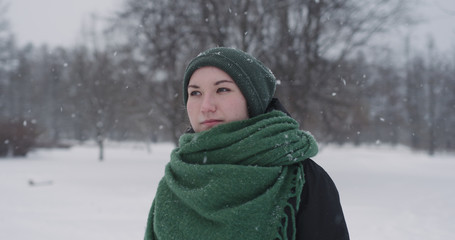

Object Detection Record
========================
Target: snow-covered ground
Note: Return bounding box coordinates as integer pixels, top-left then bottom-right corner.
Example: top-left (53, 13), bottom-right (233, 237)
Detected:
top-left (0, 143), bottom-right (453, 240)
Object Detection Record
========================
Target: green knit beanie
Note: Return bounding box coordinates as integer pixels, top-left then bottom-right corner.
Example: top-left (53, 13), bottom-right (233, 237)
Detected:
top-left (183, 47), bottom-right (276, 117)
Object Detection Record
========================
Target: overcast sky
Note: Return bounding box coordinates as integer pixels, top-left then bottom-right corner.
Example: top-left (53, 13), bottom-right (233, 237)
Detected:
top-left (5, 0), bottom-right (455, 51)
top-left (5, 0), bottom-right (123, 47)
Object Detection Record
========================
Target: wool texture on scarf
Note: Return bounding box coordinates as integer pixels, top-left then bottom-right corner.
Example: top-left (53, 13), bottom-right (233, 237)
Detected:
top-left (144, 111), bottom-right (318, 240)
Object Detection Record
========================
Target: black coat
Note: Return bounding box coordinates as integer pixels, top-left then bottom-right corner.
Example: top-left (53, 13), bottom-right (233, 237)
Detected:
top-left (267, 99), bottom-right (349, 239)
top-left (289, 159), bottom-right (350, 240)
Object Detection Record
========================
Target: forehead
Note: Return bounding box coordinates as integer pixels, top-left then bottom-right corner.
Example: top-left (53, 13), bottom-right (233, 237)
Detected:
top-left (189, 66), bottom-right (233, 84)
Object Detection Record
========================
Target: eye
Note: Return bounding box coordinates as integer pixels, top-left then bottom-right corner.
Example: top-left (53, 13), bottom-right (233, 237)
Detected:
top-left (217, 87), bottom-right (231, 93)
top-left (189, 90), bottom-right (201, 96)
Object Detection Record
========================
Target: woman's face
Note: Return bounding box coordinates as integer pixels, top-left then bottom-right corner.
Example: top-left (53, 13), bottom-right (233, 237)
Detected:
top-left (187, 66), bottom-right (249, 132)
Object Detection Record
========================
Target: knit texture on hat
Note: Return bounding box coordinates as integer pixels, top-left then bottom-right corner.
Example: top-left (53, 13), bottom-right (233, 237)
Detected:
top-left (183, 47), bottom-right (276, 117)
top-left (144, 110), bottom-right (318, 240)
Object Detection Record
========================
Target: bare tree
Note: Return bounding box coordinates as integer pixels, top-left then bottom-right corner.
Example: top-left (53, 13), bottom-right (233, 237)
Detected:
top-left (0, 0), bottom-right (17, 119)
top-left (115, 0), bottom-right (200, 144)
top-left (263, 0), bottom-right (413, 140)
top-left (114, 0), bottom-right (413, 144)
top-left (420, 38), bottom-right (453, 155)
top-left (67, 45), bottom-right (133, 160)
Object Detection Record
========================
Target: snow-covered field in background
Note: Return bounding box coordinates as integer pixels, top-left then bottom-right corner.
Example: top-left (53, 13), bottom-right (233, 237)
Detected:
top-left (0, 143), bottom-right (454, 240)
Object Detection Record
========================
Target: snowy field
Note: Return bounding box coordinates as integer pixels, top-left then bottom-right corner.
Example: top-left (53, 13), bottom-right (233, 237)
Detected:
top-left (0, 142), bottom-right (454, 240)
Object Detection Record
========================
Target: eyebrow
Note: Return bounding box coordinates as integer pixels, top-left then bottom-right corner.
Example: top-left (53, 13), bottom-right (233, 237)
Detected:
top-left (215, 79), bottom-right (234, 85)
top-left (188, 79), bottom-right (234, 89)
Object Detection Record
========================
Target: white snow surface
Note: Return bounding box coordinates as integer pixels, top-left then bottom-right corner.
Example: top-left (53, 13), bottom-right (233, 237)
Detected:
top-left (0, 143), bottom-right (454, 240)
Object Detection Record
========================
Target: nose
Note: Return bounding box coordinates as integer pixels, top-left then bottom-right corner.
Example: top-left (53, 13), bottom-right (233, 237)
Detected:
top-left (200, 93), bottom-right (216, 113)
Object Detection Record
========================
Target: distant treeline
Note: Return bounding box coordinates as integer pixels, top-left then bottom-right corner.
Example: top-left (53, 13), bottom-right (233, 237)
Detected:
top-left (1, 0), bottom-right (453, 157)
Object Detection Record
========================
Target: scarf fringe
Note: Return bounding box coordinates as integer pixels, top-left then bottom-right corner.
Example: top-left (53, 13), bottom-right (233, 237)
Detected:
top-left (275, 163), bottom-right (305, 240)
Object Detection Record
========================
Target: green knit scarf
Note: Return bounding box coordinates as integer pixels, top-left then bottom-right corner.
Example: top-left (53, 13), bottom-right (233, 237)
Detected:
top-left (145, 111), bottom-right (318, 240)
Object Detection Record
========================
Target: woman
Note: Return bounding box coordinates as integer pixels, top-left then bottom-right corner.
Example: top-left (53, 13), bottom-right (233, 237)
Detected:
top-left (145, 47), bottom-right (349, 240)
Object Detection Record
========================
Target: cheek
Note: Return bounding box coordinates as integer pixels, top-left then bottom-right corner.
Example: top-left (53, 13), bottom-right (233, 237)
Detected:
top-left (186, 101), bottom-right (198, 121)
top-left (228, 98), bottom-right (249, 119)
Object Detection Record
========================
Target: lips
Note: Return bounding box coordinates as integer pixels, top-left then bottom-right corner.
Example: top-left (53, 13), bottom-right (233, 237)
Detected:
top-left (201, 119), bottom-right (222, 124)
top-left (201, 119), bottom-right (223, 127)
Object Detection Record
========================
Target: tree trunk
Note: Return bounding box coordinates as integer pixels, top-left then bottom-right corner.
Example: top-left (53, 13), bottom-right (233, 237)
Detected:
top-left (98, 138), bottom-right (104, 161)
